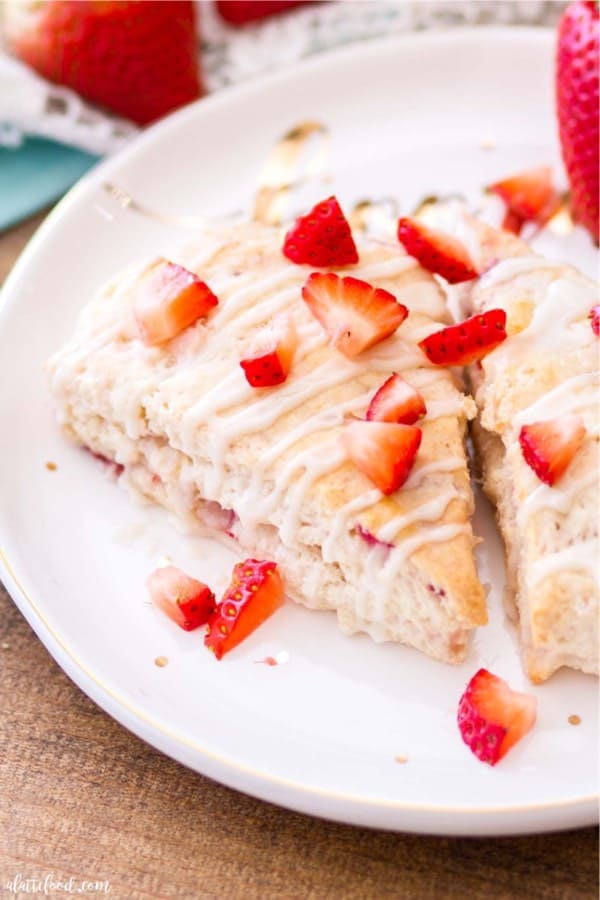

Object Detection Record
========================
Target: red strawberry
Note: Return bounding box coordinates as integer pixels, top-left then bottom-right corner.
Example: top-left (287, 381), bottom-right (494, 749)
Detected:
top-left (342, 420), bottom-right (422, 495)
top-left (302, 272), bottom-right (408, 358)
top-left (397, 217), bottom-right (479, 284)
top-left (519, 414), bottom-right (586, 486)
top-left (205, 559), bottom-right (285, 660)
top-left (589, 305), bottom-right (600, 336)
top-left (133, 259), bottom-right (218, 346)
top-left (457, 669), bottom-right (537, 766)
top-left (240, 314), bottom-right (298, 387)
top-left (147, 565), bottom-right (215, 632)
top-left (366, 373), bottom-right (426, 425)
top-left (490, 166), bottom-right (561, 231)
top-left (283, 196), bottom-right (359, 268)
top-left (5, 1), bottom-right (201, 125)
top-left (419, 309), bottom-right (507, 366)
top-left (216, 0), bottom-right (310, 26)
top-left (556, 1), bottom-right (599, 243)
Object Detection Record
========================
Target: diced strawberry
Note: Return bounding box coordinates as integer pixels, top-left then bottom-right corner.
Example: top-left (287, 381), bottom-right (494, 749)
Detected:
top-left (133, 259), bottom-right (218, 346)
top-left (397, 217), bottom-right (478, 284)
top-left (457, 668), bottom-right (537, 765)
top-left (501, 207), bottom-right (526, 236)
top-left (556, 1), bottom-right (599, 243)
top-left (490, 166), bottom-right (561, 227)
top-left (519, 414), bottom-right (586, 486)
top-left (205, 559), bottom-right (285, 660)
top-left (240, 313), bottom-right (298, 387)
top-left (283, 196), bottom-right (359, 268)
top-left (589, 305), bottom-right (600, 336)
top-left (147, 565), bottom-right (216, 632)
top-left (419, 309), bottom-right (507, 366)
top-left (302, 272), bottom-right (408, 358)
top-left (342, 420), bottom-right (422, 495)
top-left (366, 373), bottom-right (426, 425)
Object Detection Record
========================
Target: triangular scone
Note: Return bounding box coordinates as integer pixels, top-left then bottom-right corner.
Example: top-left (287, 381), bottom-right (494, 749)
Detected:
top-left (463, 218), bottom-right (599, 682)
top-left (48, 220), bottom-right (487, 663)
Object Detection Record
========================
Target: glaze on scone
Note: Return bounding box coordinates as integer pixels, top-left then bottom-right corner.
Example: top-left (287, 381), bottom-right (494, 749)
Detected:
top-left (47, 220), bottom-right (487, 664)
top-left (464, 218), bottom-right (599, 682)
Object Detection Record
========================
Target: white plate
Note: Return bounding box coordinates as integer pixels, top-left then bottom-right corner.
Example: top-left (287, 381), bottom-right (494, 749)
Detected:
top-left (0, 28), bottom-right (598, 836)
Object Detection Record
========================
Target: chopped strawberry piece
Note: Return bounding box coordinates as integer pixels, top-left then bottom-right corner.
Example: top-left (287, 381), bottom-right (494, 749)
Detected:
top-left (397, 217), bottom-right (479, 284)
top-left (490, 166), bottom-right (561, 227)
top-left (205, 559), bottom-right (285, 659)
top-left (519, 414), bottom-right (586, 486)
top-left (419, 309), bottom-right (507, 366)
top-left (134, 259), bottom-right (218, 346)
top-left (283, 196), bottom-right (359, 267)
top-left (240, 313), bottom-right (298, 387)
top-left (501, 207), bottom-right (526, 236)
top-left (302, 272), bottom-right (408, 358)
top-left (457, 668), bottom-right (537, 765)
top-left (147, 565), bottom-right (216, 632)
top-left (342, 420), bottom-right (422, 495)
top-left (589, 305), bottom-right (600, 336)
top-left (366, 373), bottom-right (426, 425)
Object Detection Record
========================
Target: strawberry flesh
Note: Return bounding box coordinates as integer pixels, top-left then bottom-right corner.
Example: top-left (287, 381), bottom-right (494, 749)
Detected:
top-left (216, 0), bottom-right (310, 26)
top-left (519, 414), bottom-right (586, 486)
top-left (134, 259), bottom-right (218, 346)
top-left (366, 373), bottom-right (426, 425)
top-left (147, 565), bottom-right (216, 632)
top-left (283, 196), bottom-right (359, 267)
top-left (457, 668), bottom-right (537, 765)
top-left (397, 217), bottom-right (479, 284)
top-left (240, 314), bottom-right (297, 387)
top-left (342, 420), bottom-right (422, 495)
top-left (490, 166), bottom-right (560, 227)
top-left (6, 0), bottom-right (202, 125)
top-left (205, 559), bottom-right (285, 660)
top-left (419, 309), bottom-right (507, 366)
top-left (302, 272), bottom-right (408, 358)
top-left (556, 0), bottom-right (599, 243)
top-left (589, 305), bottom-right (600, 336)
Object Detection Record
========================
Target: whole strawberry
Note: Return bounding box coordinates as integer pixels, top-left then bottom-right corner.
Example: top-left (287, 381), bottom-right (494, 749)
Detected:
top-left (5, 1), bottom-right (202, 125)
top-left (556, 0), bottom-right (599, 243)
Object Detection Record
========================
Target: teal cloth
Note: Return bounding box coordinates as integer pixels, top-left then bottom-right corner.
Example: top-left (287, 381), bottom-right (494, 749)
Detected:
top-left (0, 137), bottom-right (98, 231)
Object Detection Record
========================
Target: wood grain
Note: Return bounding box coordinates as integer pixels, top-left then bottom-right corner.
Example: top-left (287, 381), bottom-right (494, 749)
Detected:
top-left (1, 215), bottom-right (598, 900)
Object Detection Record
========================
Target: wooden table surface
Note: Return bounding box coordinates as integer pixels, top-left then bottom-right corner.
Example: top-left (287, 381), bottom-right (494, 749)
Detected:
top-left (1, 213), bottom-right (598, 900)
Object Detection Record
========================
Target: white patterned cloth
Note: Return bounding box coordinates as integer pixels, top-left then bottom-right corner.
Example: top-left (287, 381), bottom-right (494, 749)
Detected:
top-left (0, 0), bottom-right (564, 154)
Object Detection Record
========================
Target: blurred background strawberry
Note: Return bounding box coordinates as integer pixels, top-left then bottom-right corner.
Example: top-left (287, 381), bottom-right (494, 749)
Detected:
top-left (216, 1), bottom-right (312, 27)
top-left (556, 0), bottom-right (599, 243)
top-left (4, 0), bottom-right (203, 125)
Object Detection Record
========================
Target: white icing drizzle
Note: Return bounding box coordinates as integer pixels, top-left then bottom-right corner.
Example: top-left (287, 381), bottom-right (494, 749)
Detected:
top-left (321, 489), bottom-right (382, 563)
top-left (517, 472), bottom-right (599, 530)
top-left (403, 457), bottom-right (465, 489)
top-left (479, 255), bottom-right (564, 288)
top-left (514, 372), bottom-right (599, 428)
top-left (529, 540), bottom-right (598, 587)
top-left (377, 490), bottom-right (457, 544)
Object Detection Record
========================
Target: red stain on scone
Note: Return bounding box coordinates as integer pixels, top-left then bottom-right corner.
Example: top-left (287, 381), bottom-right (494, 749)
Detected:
top-left (147, 565), bottom-right (216, 631)
top-left (589, 305), bottom-right (600, 336)
top-left (419, 309), bottom-right (507, 366)
top-left (397, 217), bottom-right (479, 283)
top-left (342, 420), bottom-right (422, 495)
top-left (302, 272), bottom-right (408, 358)
top-left (355, 524), bottom-right (394, 553)
top-left (457, 668), bottom-right (537, 765)
top-left (519, 414), bottom-right (587, 486)
top-left (366, 373), bottom-right (426, 425)
top-left (205, 559), bottom-right (285, 660)
top-left (133, 260), bottom-right (218, 346)
top-left (283, 196), bottom-right (359, 268)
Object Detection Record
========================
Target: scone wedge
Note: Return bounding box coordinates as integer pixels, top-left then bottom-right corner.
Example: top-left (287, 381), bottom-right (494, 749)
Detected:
top-left (48, 219), bottom-right (487, 663)
top-left (464, 218), bottom-right (599, 682)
